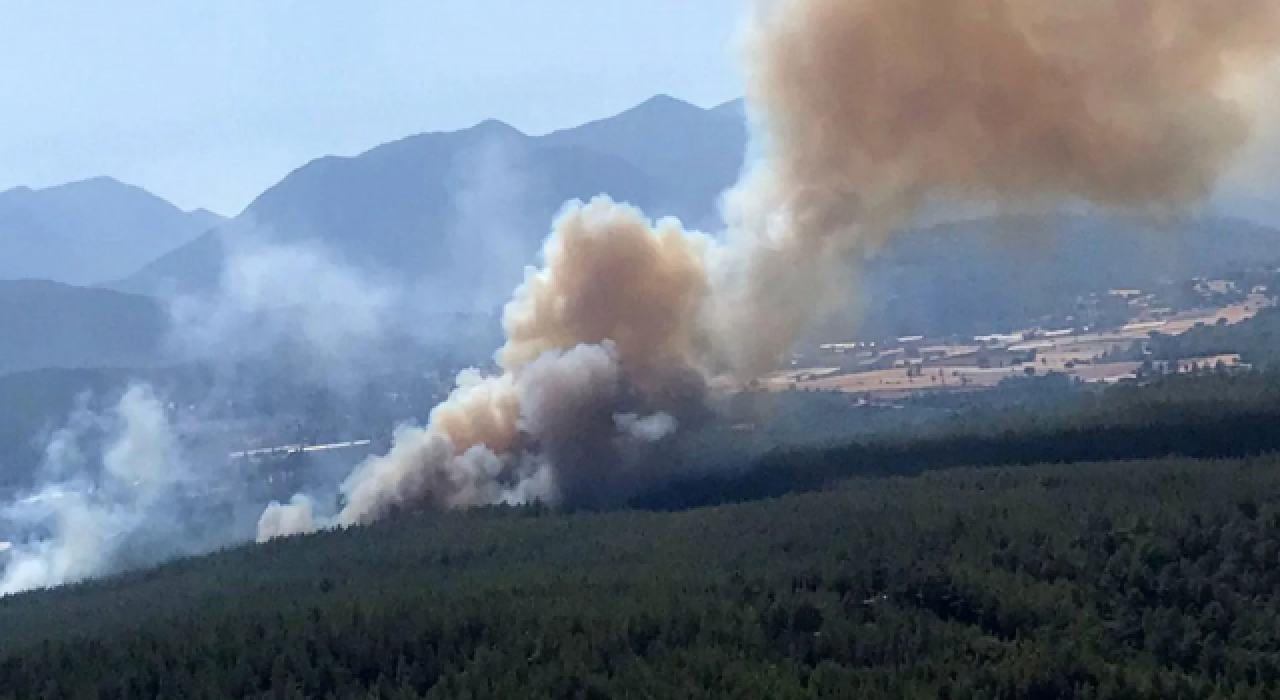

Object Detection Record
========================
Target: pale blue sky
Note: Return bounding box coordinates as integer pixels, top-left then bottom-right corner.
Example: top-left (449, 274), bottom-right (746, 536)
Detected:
top-left (0, 1), bottom-right (746, 215)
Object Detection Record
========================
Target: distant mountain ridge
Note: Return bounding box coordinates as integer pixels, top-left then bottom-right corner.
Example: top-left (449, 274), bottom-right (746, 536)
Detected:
top-left (541, 95), bottom-right (747, 221)
top-left (858, 212), bottom-right (1280, 337)
top-left (8, 94), bottom-right (1280, 378)
top-left (0, 280), bottom-right (166, 376)
top-left (114, 96), bottom-right (748, 308)
top-left (0, 177), bottom-right (222, 285)
top-left (117, 94), bottom-right (1280, 336)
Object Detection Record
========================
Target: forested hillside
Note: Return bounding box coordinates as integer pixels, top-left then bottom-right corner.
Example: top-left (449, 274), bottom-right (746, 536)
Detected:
top-left (1147, 307), bottom-right (1280, 369)
top-left (4, 368), bottom-right (1280, 698)
top-left (0, 280), bottom-right (166, 375)
top-left (635, 370), bottom-right (1280, 511)
top-left (2, 455), bottom-right (1279, 698)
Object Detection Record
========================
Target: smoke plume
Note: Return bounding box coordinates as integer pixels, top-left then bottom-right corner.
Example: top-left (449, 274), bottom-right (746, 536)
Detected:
top-left (0, 227), bottom-right (406, 587)
top-left (0, 384), bottom-right (185, 595)
top-left (714, 0), bottom-right (1280, 376)
top-left (166, 228), bottom-right (403, 391)
top-left (257, 494), bottom-right (317, 544)
top-left (260, 0), bottom-right (1280, 539)
top-left (262, 199), bottom-right (713, 534)
top-left (443, 134), bottom-right (536, 314)
top-left (614, 412), bottom-right (678, 443)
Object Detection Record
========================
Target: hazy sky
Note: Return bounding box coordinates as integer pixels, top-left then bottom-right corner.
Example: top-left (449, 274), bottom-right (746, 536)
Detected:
top-left (0, 1), bottom-right (746, 215)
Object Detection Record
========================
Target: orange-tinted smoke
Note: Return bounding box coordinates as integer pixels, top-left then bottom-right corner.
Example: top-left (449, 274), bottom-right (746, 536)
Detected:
top-left (501, 197), bottom-right (714, 389)
top-left (718, 0), bottom-right (1280, 377)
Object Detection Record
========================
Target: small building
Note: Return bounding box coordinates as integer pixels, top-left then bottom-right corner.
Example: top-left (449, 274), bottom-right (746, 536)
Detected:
top-left (930, 349), bottom-right (983, 368)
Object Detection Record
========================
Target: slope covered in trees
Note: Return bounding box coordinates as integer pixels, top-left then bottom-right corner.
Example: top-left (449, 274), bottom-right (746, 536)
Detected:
top-left (638, 370), bottom-right (1280, 511)
top-left (2, 370), bottom-right (1280, 697)
top-left (3, 453), bottom-right (1280, 698)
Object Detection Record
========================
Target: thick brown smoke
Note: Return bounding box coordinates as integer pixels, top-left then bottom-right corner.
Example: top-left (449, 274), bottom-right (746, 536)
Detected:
top-left (259, 199), bottom-right (715, 534)
top-left (720, 0), bottom-right (1280, 376)
top-left (257, 0), bottom-right (1280, 539)
top-left (500, 199), bottom-right (714, 386)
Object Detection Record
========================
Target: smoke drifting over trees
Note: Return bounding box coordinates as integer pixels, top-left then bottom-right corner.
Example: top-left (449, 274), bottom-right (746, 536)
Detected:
top-left (259, 0), bottom-right (1280, 539)
top-left (0, 227), bottom-right (432, 592)
top-left (1, 0), bottom-right (1274, 573)
top-left (0, 385), bottom-right (184, 594)
top-left (717, 0), bottom-right (1280, 376)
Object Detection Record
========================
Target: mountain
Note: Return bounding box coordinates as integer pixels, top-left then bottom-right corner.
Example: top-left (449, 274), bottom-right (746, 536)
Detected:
top-left (113, 93), bottom-right (1280, 329)
top-left (184, 208), bottom-right (225, 232)
top-left (0, 178), bottom-right (222, 285)
top-left (541, 95), bottom-right (747, 221)
top-left (111, 229), bottom-right (228, 302)
top-left (709, 98), bottom-right (747, 121)
top-left (855, 212), bottom-right (1280, 337)
top-left (114, 96), bottom-right (747, 308)
top-left (0, 280), bottom-right (166, 376)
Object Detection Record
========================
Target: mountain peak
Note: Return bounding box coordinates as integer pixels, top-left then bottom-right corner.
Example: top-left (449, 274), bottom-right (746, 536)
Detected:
top-left (469, 118), bottom-right (524, 136)
top-left (640, 93), bottom-right (697, 107)
top-left (184, 208), bottom-right (227, 231)
top-left (121, 93), bottom-right (755, 298)
top-left (0, 176), bottom-right (217, 285)
top-left (48, 176), bottom-right (137, 194)
top-left (0, 185), bottom-right (33, 200)
top-left (72, 175), bottom-right (123, 186)
top-left (710, 98), bottom-right (746, 120)
top-left (1, 177), bottom-right (152, 202)
top-left (460, 119), bottom-right (528, 147)
top-left (355, 118), bottom-right (528, 163)
top-left (541, 94), bottom-right (712, 143)
top-left (624, 94), bottom-right (704, 118)
top-left (17, 177), bottom-right (177, 210)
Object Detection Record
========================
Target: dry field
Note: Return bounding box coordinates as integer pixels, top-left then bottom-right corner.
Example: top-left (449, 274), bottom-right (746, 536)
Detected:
top-left (788, 365), bottom-right (1022, 394)
top-left (762, 296), bottom-right (1267, 396)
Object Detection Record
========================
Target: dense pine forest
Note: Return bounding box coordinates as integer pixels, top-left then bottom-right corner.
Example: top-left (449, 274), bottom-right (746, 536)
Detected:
top-left (5, 370), bottom-right (1280, 697)
top-left (638, 371), bottom-right (1280, 512)
top-left (5, 426), bottom-right (1280, 696)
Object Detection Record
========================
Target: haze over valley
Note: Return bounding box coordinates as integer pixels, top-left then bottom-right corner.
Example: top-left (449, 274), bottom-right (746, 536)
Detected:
top-left (6, 1), bottom-right (1280, 696)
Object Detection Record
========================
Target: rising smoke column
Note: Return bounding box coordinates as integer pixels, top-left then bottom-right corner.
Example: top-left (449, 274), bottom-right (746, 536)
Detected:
top-left (0, 384), bottom-right (184, 595)
top-left (716, 0), bottom-right (1280, 376)
top-left (258, 198), bottom-right (714, 537)
top-left (259, 0), bottom-right (1280, 539)
top-left (166, 227), bottom-right (403, 392)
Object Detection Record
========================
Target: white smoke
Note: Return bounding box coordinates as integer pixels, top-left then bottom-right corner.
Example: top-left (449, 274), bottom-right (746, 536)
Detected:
top-left (0, 227), bottom-right (436, 583)
top-left (443, 133), bottom-right (536, 314)
top-left (166, 225), bottom-right (402, 390)
top-left (256, 494), bottom-right (316, 544)
top-left (614, 412), bottom-right (677, 442)
top-left (259, 338), bottom-right (672, 538)
top-left (0, 384), bottom-right (184, 595)
top-left (2, 131), bottom-right (542, 586)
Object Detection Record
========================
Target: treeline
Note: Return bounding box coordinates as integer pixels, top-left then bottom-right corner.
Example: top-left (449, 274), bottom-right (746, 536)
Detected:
top-left (1146, 307), bottom-right (1280, 369)
top-left (3, 456), bottom-right (1280, 697)
top-left (0, 362), bottom-right (459, 495)
top-left (637, 371), bottom-right (1280, 511)
top-left (2, 358), bottom-right (1280, 696)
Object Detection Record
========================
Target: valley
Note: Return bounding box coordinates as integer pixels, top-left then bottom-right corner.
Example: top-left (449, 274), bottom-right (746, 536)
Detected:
top-left (772, 295), bottom-right (1269, 396)
top-left (4, 1), bottom-right (1280, 695)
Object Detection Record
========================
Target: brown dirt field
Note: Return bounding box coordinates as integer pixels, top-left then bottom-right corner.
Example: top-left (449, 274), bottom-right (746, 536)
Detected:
top-left (1069, 361), bottom-right (1142, 382)
top-left (743, 297), bottom-right (1269, 396)
top-left (765, 359), bottom-right (1146, 395)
